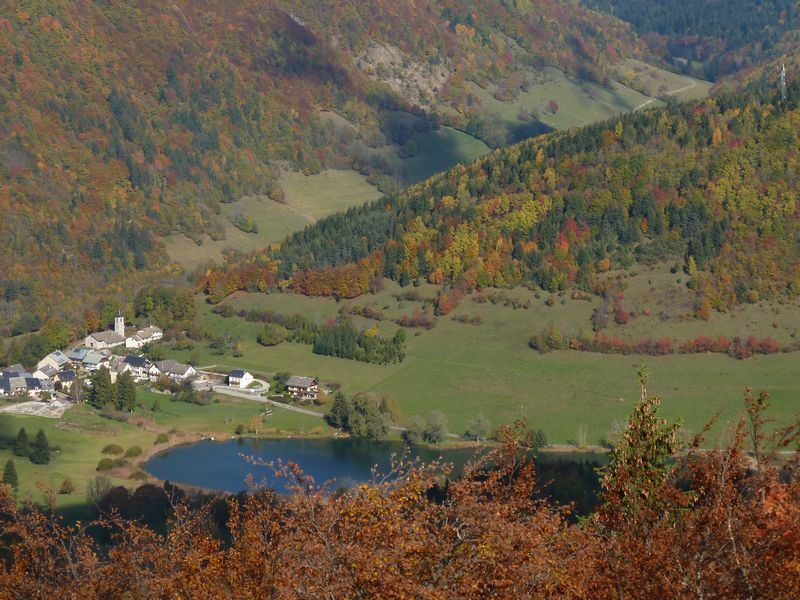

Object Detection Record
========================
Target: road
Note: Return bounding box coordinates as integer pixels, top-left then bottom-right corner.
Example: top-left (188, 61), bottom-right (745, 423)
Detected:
top-left (634, 78), bottom-right (698, 111)
top-left (211, 385), bottom-right (326, 418)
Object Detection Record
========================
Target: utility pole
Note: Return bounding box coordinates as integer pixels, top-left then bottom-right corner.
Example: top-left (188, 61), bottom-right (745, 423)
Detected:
top-left (781, 63), bottom-right (787, 102)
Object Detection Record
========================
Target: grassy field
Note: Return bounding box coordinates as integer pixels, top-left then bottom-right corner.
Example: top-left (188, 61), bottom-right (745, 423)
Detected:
top-left (468, 67), bottom-right (655, 133)
top-left (164, 169), bottom-right (383, 271)
top-left (611, 59), bottom-right (713, 103)
top-left (165, 127), bottom-right (489, 271)
top-left (0, 392), bottom-right (330, 515)
top-left (178, 275), bottom-right (800, 446)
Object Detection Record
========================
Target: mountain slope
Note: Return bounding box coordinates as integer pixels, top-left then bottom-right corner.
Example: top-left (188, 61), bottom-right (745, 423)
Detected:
top-left (207, 84), bottom-right (800, 311)
top-left (0, 0), bottom-right (644, 335)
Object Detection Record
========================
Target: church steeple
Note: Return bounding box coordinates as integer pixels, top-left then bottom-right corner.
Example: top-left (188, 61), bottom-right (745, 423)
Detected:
top-left (114, 310), bottom-right (125, 336)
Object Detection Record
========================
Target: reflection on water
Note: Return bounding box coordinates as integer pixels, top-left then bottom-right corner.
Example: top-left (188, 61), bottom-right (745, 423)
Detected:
top-left (146, 437), bottom-right (607, 514)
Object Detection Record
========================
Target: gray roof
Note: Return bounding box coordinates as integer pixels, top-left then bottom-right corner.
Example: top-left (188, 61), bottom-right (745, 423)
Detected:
top-left (49, 350), bottom-right (70, 366)
top-left (229, 369), bottom-right (247, 378)
top-left (56, 370), bottom-right (76, 382)
top-left (0, 377), bottom-right (9, 394)
top-left (286, 375), bottom-right (317, 389)
top-left (4, 364), bottom-right (28, 376)
top-left (88, 331), bottom-right (125, 345)
top-left (66, 348), bottom-right (90, 361)
top-left (123, 355), bottom-right (150, 368)
top-left (35, 364), bottom-right (58, 378)
top-left (83, 351), bottom-right (109, 366)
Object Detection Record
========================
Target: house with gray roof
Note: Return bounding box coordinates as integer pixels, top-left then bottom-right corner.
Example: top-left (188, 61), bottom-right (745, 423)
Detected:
top-left (85, 330), bottom-right (125, 350)
top-left (66, 347), bottom-right (90, 363)
top-left (152, 360), bottom-right (197, 382)
top-left (286, 375), bottom-right (319, 400)
top-left (37, 350), bottom-right (70, 372)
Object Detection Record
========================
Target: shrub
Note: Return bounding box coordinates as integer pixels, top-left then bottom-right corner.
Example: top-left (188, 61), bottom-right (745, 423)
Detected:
top-left (102, 444), bottom-right (125, 455)
top-left (113, 458), bottom-right (128, 468)
top-left (154, 433), bottom-right (169, 445)
top-left (97, 458), bottom-right (115, 471)
top-left (59, 479), bottom-right (75, 495)
top-left (124, 446), bottom-right (142, 458)
top-left (234, 424), bottom-right (245, 435)
top-left (129, 470), bottom-right (149, 481)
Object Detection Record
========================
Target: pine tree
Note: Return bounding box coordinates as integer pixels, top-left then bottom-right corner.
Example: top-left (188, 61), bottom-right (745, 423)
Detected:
top-left (29, 429), bottom-right (51, 465)
top-left (89, 366), bottom-right (113, 408)
top-left (327, 392), bottom-right (351, 429)
top-left (115, 372), bottom-right (136, 411)
top-left (13, 428), bottom-right (30, 457)
top-left (3, 459), bottom-right (18, 492)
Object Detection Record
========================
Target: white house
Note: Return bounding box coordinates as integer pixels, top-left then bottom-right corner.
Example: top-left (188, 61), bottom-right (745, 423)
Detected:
top-left (53, 370), bottom-right (76, 392)
top-left (85, 312), bottom-right (126, 349)
top-left (85, 330), bottom-right (125, 350)
top-left (286, 375), bottom-right (319, 400)
top-left (37, 350), bottom-right (70, 372)
top-left (83, 350), bottom-right (111, 372)
top-left (227, 369), bottom-right (254, 388)
top-left (153, 360), bottom-right (197, 382)
top-left (122, 355), bottom-right (152, 382)
top-left (126, 325), bottom-right (163, 349)
top-left (33, 364), bottom-right (58, 380)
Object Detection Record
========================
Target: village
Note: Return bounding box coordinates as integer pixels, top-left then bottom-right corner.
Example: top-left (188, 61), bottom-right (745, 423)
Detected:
top-left (0, 312), bottom-right (321, 417)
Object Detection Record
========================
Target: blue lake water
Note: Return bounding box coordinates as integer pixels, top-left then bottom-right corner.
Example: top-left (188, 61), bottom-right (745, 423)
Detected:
top-left (145, 437), bottom-right (607, 512)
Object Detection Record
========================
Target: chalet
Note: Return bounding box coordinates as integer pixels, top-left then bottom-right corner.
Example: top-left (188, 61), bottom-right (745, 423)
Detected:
top-left (2, 364), bottom-right (29, 378)
top-left (66, 347), bottom-right (90, 364)
top-left (33, 364), bottom-right (58, 380)
top-left (20, 377), bottom-right (42, 398)
top-left (109, 359), bottom-right (131, 383)
top-left (125, 325), bottom-right (163, 349)
top-left (153, 360), bottom-right (197, 382)
top-left (227, 369), bottom-right (254, 388)
top-left (83, 350), bottom-right (111, 372)
top-left (122, 355), bottom-right (152, 381)
top-left (285, 375), bottom-right (319, 400)
top-left (85, 312), bottom-right (126, 349)
top-left (53, 370), bottom-right (76, 392)
top-left (37, 350), bottom-right (70, 372)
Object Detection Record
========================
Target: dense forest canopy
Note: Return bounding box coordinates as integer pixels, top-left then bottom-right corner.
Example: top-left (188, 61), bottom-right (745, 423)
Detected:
top-left (0, 0), bottom-right (642, 336)
top-left (584, 0), bottom-right (800, 78)
top-left (206, 83), bottom-right (800, 312)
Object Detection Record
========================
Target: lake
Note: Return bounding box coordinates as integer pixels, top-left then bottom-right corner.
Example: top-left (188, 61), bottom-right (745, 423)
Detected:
top-left (146, 437), bottom-right (608, 513)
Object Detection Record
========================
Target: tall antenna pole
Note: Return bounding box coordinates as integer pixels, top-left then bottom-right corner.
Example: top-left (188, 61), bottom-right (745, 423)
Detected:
top-left (781, 63), bottom-right (787, 102)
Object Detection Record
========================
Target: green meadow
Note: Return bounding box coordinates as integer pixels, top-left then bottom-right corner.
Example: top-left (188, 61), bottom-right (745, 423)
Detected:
top-left (172, 270), bottom-right (800, 446)
top-left (0, 393), bottom-right (330, 514)
top-left (611, 59), bottom-right (713, 103)
top-left (468, 67), bottom-right (654, 133)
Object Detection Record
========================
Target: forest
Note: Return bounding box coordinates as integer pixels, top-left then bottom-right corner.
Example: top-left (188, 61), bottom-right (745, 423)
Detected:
top-left (1, 386), bottom-right (799, 597)
top-left (205, 82), bottom-right (800, 316)
top-left (0, 0), bottom-right (641, 336)
top-left (585, 0), bottom-right (800, 78)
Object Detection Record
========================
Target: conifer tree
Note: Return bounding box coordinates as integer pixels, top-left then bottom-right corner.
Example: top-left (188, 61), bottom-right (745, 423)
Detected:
top-left (2, 459), bottom-right (18, 492)
top-left (89, 366), bottom-right (113, 408)
top-left (29, 429), bottom-right (51, 465)
top-left (13, 428), bottom-right (30, 457)
top-left (115, 372), bottom-right (137, 412)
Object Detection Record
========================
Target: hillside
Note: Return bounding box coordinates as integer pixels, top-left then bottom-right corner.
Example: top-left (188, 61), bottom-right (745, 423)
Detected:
top-left (0, 0), bottom-right (648, 336)
top-left (207, 83), bottom-right (800, 313)
top-left (584, 0), bottom-right (800, 79)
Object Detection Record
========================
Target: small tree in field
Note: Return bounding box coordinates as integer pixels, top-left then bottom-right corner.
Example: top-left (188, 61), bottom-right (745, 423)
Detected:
top-left (13, 428), bottom-right (30, 457)
top-left (29, 429), bottom-right (51, 465)
top-left (3, 460), bottom-right (18, 492)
